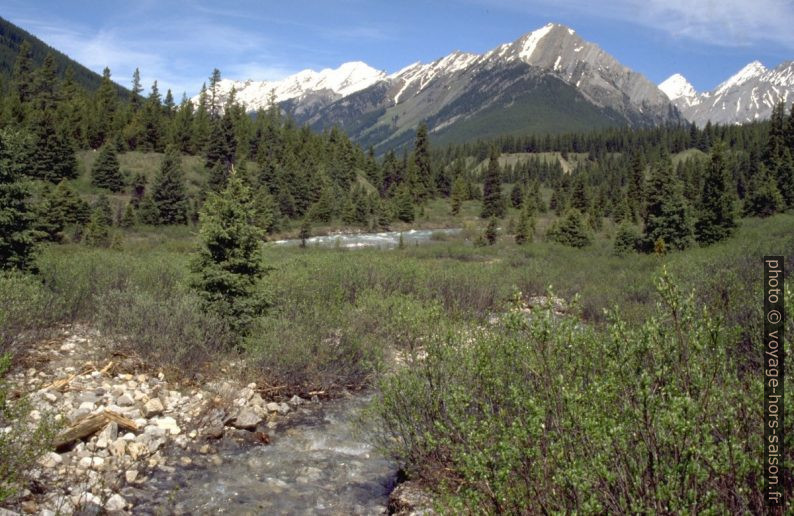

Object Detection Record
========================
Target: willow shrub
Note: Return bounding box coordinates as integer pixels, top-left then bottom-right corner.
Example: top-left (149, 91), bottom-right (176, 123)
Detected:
top-left (370, 271), bottom-right (793, 513)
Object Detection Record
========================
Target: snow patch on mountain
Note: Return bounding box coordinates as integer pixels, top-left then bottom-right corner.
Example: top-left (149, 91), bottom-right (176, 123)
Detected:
top-left (714, 61), bottom-right (767, 96)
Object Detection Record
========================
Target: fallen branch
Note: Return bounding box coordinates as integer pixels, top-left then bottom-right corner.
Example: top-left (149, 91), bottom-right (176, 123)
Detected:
top-left (54, 410), bottom-right (138, 450)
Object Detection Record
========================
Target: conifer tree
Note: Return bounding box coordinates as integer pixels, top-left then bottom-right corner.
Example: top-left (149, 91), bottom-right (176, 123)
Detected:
top-left (299, 218), bottom-right (311, 248)
top-left (481, 147), bottom-right (505, 218)
top-left (627, 152), bottom-right (646, 219)
top-left (91, 144), bottom-right (124, 191)
top-left (744, 165), bottom-right (784, 217)
top-left (152, 146), bottom-right (188, 224)
top-left (613, 222), bottom-right (640, 256)
top-left (130, 68), bottom-right (143, 113)
top-left (84, 208), bottom-right (111, 247)
top-left (0, 129), bottom-right (38, 270)
top-left (413, 122), bottom-right (435, 199)
top-left (92, 193), bottom-right (114, 227)
top-left (510, 182), bottom-right (524, 209)
top-left (120, 202), bottom-right (137, 228)
top-left (393, 183), bottom-right (415, 223)
top-left (514, 206), bottom-right (535, 245)
top-left (251, 186), bottom-right (279, 234)
top-left (137, 194), bottom-right (159, 225)
top-left (694, 142), bottom-right (738, 244)
top-left (484, 217), bottom-right (498, 245)
top-left (206, 111), bottom-right (236, 191)
top-left (140, 81), bottom-right (164, 152)
top-left (92, 67), bottom-right (118, 148)
top-left (642, 157), bottom-right (693, 252)
top-left (50, 180), bottom-right (90, 225)
top-left (546, 209), bottom-right (592, 248)
top-left (375, 199), bottom-right (392, 230)
top-left (191, 172), bottom-right (268, 337)
top-left (450, 176), bottom-right (467, 215)
top-left (130, 172), bottom-right (147, 207)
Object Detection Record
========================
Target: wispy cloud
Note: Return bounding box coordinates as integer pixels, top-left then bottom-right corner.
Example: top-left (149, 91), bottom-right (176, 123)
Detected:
top-left (468, 0), bottom-right (794, 49)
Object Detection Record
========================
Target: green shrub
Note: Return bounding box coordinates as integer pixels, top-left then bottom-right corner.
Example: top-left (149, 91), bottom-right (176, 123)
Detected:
top-left (613, 222), bottom-right (641, 255)
top-left (0, 272), bottom-right (56, 356)
top-left (370, 271), bottom-right (792, 513)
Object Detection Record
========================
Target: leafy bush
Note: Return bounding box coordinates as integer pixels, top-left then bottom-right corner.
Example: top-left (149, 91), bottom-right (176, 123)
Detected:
top-left (369, 271), bottom-right (793, 513)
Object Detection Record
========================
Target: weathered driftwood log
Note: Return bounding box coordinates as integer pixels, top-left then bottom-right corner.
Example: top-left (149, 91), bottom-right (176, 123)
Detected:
top-left (55, 410), bottom-right (137, 449)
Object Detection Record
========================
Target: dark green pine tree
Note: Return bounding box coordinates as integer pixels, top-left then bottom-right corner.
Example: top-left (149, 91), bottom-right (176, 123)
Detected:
top-left (299, 217), bottom-right (311, 248)
top-left (374, 199), bottom-right (392, 230)
top-left (413, 122), bottom-right (436, 199)
top-left (642, 157), bottom-right (693, 252)
top-left (0, 129), bottom-right (39, 270)
top-left (450, 176), bottom-right (467, 215)
top-left (91, 144), bottom-right (124, 191)
top-left (92, 67), bottom-right (118, 148)
top-left (28, 108), bottom-right (78, 182)
top-left (393, 183), bottom-right (415, 223)
top-left (130, 67), bottom-right (144, 113)
top-left (92, 193), bottom-right (114, 227)
top-left (120, 202), bottom-right (137, 228)
top-left (510, 182), bottom-right (524, 209)
top-left (50, 180), bottom-right (91, 226)
top-left (744, 164), bottom-right (784, 217)
top-left (484, 217), bottom-right (498, 245)
top-left (613, 222), bottom-right (641, 256)
top-left (137, 194), bottom-right (160, 225)
top-left (546, 209), bottom-right (592, 248)
top-left (481, 147), bottom-right (505, 218)
top-left (152, 146), bottom-right (188, 224)
top-left (83, 207), bottom-right (111, 247)
top-left (627, 152), bottom-right (646, 219)
top-left (694, 142), bottom-right (738, 245)
top-left (191, 172), bottom-right (269, 338)
top-left (206, 112), bottom-right (237, 191)
top-left (140, 81), bottom-right (164, 152)
top-left (514, 205), bottom-right (535, 245)
top-left (171, 96), bottom-right (195, 153)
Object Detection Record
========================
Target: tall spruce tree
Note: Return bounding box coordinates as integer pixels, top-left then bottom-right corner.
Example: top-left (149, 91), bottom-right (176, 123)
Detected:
top-left (694, 142), bottom-right (738, 244)
top-left (744, 165), bottom-right (784, 217)
top-left (152, 146), bottom-right (188, 224)
top-left (413, 122), bottom-right (436, 199)
top-left (481, 146), bottom-right (505, 218)
top-left (546, 209), bottom-right (592, 248)
top-left (191, 172), bottom-right (268, 337)
top-left (0, 129), bottom-right (38, 270)
top-left (91, 144), bottom-right (124, 191)
top-left (642, 156), bottom-right (693, 252)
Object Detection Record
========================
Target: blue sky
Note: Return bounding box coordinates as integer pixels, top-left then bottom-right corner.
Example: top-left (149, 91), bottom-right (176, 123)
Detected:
top-left (4, 0), bottom-right (793, 98)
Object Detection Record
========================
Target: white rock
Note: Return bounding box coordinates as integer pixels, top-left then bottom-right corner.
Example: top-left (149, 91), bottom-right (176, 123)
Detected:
top-left (96, 422), bottom-right (118, 448)
top-left (143, 398), bottom-right (164, 417)
top-left (153, 416), bottom-right (180, 435)
top-left (266, 402), bottom-right (280, 413)
top-left (231, 408), bottom-right (261, 430)
top-left (109, 439), bottom-right (126, 457)
top-left (105, 493), bottom-right (126, 512)
top-left (127, 442), bottom-right (148, 460)
top-left (78, 401), bottom-right (96, 412)
top-left (116, 393), bottom-right (134, 406)
top-left (38, 451), bottom-right (63, 468)
top-left (289, 395), bottom-right (306, 406)
top-left (125, 469), bottom-right (138, 483)
top-left (277, 403), bottom-right (291, 415)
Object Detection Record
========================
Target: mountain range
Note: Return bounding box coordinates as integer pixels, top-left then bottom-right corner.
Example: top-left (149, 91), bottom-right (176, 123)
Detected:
top-left (659, 61), bottom-right (794, 127)
top-left (202, 23), bottom-right (683, 152)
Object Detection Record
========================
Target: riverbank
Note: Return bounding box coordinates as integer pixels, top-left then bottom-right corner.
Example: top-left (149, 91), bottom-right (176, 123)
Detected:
top-left (0, 326), bottom-right (317, 514)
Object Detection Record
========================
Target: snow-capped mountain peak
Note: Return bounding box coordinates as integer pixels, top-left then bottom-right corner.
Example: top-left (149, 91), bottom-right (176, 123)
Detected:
top-left (193, 61), bottom-right (385, 112)
top-left (664, 60), bottom-right (793, 127)
top-left (714, 60), bottom-right (767, 96)
top-left (659, 73), bottom-right (697, 101)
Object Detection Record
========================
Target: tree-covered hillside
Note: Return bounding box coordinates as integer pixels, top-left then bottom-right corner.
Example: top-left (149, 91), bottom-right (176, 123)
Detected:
top-left (0, 16), bottom-right (127, 95)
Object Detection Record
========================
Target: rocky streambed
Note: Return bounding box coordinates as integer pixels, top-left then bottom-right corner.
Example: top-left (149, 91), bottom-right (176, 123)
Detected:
top-left (1, 326), bottom-right (432, 515)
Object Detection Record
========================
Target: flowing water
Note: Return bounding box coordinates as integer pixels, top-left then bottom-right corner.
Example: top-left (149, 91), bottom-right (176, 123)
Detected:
top-left (136, 396), bottom-right (395, 515)
top-left (271, 228), bottom-right (461, 249)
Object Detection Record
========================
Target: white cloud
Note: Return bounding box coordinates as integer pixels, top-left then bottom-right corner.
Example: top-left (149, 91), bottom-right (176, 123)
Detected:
top-left (470, 0), bottom-right (794, 49)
